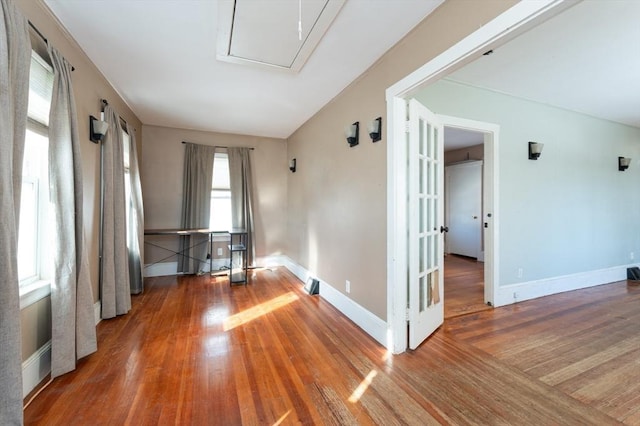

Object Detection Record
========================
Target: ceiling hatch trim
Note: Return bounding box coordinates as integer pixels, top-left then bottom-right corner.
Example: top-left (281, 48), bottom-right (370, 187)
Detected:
top-left (216, 0), bottom-right (346, 73)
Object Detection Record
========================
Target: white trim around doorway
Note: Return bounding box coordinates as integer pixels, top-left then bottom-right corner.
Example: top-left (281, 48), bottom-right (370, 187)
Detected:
top-left (384, 0), bottom-right (571, 354)
top-left (439, 115), bottom-right (500, 309)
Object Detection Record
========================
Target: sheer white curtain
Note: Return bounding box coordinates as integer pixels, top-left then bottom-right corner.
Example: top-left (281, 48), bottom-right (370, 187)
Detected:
top-left (47, 45), bottom-right (97, 378)
top-left (178, 142), bottom-right (216, 273)
top-left (228, 147), bottom-right (256, 266)
top-left (101, 105), bottom-right (131, 317)
top-left (0, 0), bottom-right (30, 422)
top-left (126, 124), bottom-right (144, 294)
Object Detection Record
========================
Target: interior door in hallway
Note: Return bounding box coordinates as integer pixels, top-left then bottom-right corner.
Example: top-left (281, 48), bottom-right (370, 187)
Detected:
top-left (445, 161), bottom-right (482, 259)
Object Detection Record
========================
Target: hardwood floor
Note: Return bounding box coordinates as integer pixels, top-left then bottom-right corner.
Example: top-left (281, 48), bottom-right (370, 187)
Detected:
top-left (24, 268), bottom-right (640, 425)
top-left (444, 254), bottom-right (490, 319)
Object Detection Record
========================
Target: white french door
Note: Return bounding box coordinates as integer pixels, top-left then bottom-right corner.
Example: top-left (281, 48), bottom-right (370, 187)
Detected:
top-left (408, 99), bottom-right (445, 349)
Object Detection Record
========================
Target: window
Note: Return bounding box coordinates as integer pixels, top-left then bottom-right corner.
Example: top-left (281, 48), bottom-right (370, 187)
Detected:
top-left (210, 153), bottom-right (232, 230)
top-left (18, 52), bottom-right (53, 289)
top-left (122, 126), bottom-right (132, 234)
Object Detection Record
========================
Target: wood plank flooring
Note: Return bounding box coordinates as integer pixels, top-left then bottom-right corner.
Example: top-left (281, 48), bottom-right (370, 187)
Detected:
top-left (445, 281), bottom-right (640, 424)
top-left (444, 254), bottom-right (490, 319)
top-left (24, 268), bottom-right (640, 425)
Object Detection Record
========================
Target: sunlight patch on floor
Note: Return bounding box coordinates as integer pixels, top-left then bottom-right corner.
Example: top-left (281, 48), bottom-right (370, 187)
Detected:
top-left (223, 291), bottom-right (299, 331)
top-left (348, 370), bottom-right (378, 403)
top-left (272, 409), bottom-right (291, 425)
top-left (204, 306), bottom-right (230, 327)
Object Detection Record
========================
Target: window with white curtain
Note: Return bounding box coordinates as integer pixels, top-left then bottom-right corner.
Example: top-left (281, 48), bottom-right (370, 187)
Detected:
top-left (122, 126), bottom-right (132, 238)
top-left (18, 51), bottom-right (54, 289)
top-left (210, 152), bottom-right (232, 230)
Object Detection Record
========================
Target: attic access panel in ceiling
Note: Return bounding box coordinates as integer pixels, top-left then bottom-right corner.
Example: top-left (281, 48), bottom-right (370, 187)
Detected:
top-left (217, 0), bottom-right (345, 72)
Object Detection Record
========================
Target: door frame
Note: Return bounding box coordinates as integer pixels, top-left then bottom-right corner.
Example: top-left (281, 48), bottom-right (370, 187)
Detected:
top-left (440, 115), bottom-right (500, 307)
top-left (384, 0), bottom-right (571, 353)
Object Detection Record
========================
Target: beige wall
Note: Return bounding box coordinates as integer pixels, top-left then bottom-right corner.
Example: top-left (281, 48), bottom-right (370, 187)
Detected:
top-left (20, 298), bottom-right (51, 361)
top-left (141, 125), bottom-right (288, 264)
top-left (286, 0), bottom-right (515, 320)
top-left (16, 0), bottom-right (142, 361)
top-left (15, 0), bottom-right (516, 359)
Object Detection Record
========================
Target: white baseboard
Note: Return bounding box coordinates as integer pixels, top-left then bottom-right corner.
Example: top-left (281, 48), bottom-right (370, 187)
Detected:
top-left (144, 261), bottom-right (178, 277)
top-left (143, 255), bottom-right (388, 346)
top-left (22, 340), bottom-right (51, 398)
top-left (145, 256), bottom-right (287, 277)
top-left (256, 255), bottom-right (288, 268)
top-left (143, 260), bottom-right (226, 277)
top-left (279, 256), bottom-right (309, 283)
top-left (280, 256), bottom-right (388, 347)
top-left (495, 264), bottom-right (635, 307)
top-left (318, 280), bottom-right (388, 347)
top-left (23, 302), bottom-right (101, 398)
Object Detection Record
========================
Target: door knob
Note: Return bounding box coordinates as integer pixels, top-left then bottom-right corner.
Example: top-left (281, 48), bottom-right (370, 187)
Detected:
top-left (440, 226), bottom-right (449, 233)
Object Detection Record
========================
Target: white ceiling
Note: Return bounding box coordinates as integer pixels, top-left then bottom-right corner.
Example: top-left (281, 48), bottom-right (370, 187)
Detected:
top-left (43, 0), bottom-right (444, 139)
top-left (447, 0), bottom-right (640, 131)
top-left (216, 0), bottom-right (346, 71)
top-left (40, 0), bottom-right (640, 142)
top-left (444, 127), bottom-right (484, 151)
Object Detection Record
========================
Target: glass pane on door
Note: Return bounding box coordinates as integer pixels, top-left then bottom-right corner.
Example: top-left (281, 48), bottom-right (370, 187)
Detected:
top-left (408, 99), bottom-right (444, 350)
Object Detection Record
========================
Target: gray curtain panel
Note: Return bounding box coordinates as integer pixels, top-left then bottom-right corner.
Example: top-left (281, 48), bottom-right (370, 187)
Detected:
top-left (228, 147), bottom-right (256, 266)
top-left (0, 0), bottom-right (30, 422)
top-left (178, 143), bottom-right (216, 273)
top-left (47, 45), bottom-right (98, 378)
top-left (126, 124), bottom-right (144, 294)
top-left (101, 105), bottom-right (131, 317)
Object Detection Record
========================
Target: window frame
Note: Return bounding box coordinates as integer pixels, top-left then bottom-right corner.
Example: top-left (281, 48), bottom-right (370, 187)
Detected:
top-left (18, 174), bottom-right (40, 284)
top-left (19, 51), bottom-right (54, 309)
top-left (122, 126), bottom-right (132, 217)
top-left (209, 152), bottom-right (232, 235)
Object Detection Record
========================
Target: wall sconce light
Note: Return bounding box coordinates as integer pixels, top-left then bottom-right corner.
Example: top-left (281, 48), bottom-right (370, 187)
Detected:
top-left (345, 121), bottom-right (359, 147)
top-left (618, 156), bottom-right (631, 171)
top-left (89, 115), bottom-right (109, 143)
top-left (368, 117), bottom-right (382, 142)
top-left (528, 141), bottom-right (543, 160)
top-left (289, 158), bottom-right (296, 173)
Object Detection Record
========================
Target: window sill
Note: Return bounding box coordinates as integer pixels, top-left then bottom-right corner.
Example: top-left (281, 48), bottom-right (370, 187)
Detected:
top-left (20, 280), bottom-right (51, 310)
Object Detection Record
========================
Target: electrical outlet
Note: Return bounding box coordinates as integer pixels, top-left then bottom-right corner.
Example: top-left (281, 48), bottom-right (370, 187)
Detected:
top-left (631, 252), bottom-right (635, 260)
top-left (517, 268), bottom-right (523, 279)
top-left (217, 247), bottom-right (223, 256)
top-left (346, 280), bottom-right (351, 293)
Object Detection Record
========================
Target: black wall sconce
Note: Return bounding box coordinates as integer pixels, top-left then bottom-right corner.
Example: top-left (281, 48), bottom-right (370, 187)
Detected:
top-left (528, 141), bottom-right (543, 160)
top-left (368, 117), bottom-right (382, 142)
top-left (618, 156), bottom-right (631, 171)
top-left (89, 115), bottom-right (109, 143)
top-left (289, 158), bottom-right (296, 173)
top-left (345, 121), bottom-right (359, 147)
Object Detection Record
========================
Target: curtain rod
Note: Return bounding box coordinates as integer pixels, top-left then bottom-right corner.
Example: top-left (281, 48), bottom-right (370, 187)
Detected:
top-left (28, 20), bottom-right (75, 71)
top-left (101, 98), bottom-right (129, 128)
top-left (182, 141), bottom-right (254, 150)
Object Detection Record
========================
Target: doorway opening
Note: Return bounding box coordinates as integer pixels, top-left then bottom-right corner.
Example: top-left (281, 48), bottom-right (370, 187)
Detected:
top-left (442, 127), bottom-right (490, 319)
top-left (402, 100), bottom-right (498, 350)
top-left (385, 1), bottom-right (563, 354)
